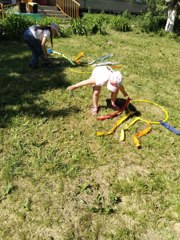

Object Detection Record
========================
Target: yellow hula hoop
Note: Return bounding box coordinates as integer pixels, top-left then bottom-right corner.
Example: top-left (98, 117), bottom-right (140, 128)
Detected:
top-left (131, 99), bottom-right (169, 125)
top-left (69, 68), bottom-right (92, 74)
top-left (69, 65), bottom-right (122, 74)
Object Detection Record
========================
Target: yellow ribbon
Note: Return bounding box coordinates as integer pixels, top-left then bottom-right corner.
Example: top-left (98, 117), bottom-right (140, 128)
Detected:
top-left (133, 119), bottom-right (152, 148)
top-left (69, 68), bottom-right (92, 74)
top-left (96, 111), bottom-right (134, 137)
top-left (120, 117), bottom-right (140, 141)
top-left (96, 99), bottom-right (168, 148)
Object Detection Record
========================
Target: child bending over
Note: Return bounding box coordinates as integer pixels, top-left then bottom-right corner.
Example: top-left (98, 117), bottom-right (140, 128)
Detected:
top-left (67, 66), bottom-right (129, 115)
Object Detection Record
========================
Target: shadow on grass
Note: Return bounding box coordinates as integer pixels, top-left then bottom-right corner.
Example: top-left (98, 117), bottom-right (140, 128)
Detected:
top-left (0, 41), bottom-right (78, 127)
top-left (104, 98), bottom-right (141, 117)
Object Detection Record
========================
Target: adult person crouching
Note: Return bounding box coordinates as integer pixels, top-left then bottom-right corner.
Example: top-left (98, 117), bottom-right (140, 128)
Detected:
top-left (23, 23), bottom-right (59, 69)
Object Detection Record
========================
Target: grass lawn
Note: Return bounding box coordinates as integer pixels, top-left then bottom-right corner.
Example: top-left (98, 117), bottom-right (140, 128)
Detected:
top-left (0, 31), bottom-right (180, 240)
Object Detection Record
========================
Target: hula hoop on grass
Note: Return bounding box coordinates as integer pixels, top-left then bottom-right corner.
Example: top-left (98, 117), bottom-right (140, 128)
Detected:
top-left (96, 99), bottom-right (170, 148)
top-left (69, 68), bottom-right (92, 74)
top-left (130, 99), bottom-right (169, 124)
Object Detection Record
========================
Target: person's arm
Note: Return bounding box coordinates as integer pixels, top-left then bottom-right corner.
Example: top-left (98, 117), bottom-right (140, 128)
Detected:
top-left (119, 85), bottom-right (128, 97)
top-left (67, 79), bottom-right (96, 91)
top-left (41, 36), bottom-right (48, 60)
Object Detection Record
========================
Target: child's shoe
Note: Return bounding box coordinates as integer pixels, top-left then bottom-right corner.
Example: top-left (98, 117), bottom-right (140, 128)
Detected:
top-left (92, 107), bottom-right (99, 116)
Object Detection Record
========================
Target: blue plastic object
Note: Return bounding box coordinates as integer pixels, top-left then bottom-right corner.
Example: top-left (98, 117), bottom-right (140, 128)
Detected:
top-left (47, 49), bottom-right (53, 53)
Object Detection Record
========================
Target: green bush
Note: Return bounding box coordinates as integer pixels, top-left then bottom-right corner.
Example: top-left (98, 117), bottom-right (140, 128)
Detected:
top-left (0, 11), bottom-right (179, 40)
top-left (1, 14), bottom-right (35, 40)
top-left (70, 18), bottom-right (87, 35)
top-left (58, 24), bottom-right (73, 38)
top-left (82, 13), bottom-right (111, 35)
top-left (71, 13), bottom-right (111, 35)
top-left (0, 14), bottom-right (71, 40)
top-left (122, 10), bottom-right (132, 20)
top-left (110, 16), bottom-right (132, 32)
top-left (137, 13), bottom-right (166, 33)
top-left (38, 16), bottom-right (61, 26)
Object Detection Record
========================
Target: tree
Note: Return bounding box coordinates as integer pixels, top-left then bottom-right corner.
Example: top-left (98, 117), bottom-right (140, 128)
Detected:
top-left (137, 0), bottom-right (166, 15)
top-left (141, 0), bottom-right (179, 32)
top-left (164, 0), bottom-right (180, 32)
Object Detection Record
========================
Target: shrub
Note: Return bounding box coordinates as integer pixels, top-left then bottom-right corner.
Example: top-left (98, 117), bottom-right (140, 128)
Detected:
top-left (58, 24), bottom-right (73, 38)
top-left (2, 14), bottom-right (35, 40)
top-left (122, 10), bottom-right (132, 20)
top-left (70, 18), bottom-right (87, 35)
top-left (82, 13), bottom-right (111, 35)
top-left (110, 16), bottom-right (132, 32)
top-left (0, 14), bottom-right (70, 40)
top-left (38, 16), bottom-right (61, 26)
top-left (71, 13), bottom-right (111, 35)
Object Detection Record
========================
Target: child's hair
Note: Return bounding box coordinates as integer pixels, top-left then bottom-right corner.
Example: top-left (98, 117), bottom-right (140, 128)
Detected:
top-left (34, 25), bottom-right (53, 47)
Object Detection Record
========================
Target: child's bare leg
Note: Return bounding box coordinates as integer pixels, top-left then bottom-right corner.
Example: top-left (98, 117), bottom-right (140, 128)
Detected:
top-left (67, 79), bottom-right (95, 91)
top-left (92, 86), bottom-right (101, 114)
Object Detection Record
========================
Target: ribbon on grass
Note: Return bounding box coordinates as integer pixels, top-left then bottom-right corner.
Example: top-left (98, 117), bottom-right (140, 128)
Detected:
top-left (96, 111), bottom-right (135, 137)
top-left (119, 117), bottom-right (140, 141)
top-left (88, 53), bottom-right (113, 65)
top-left (47, 49), bottom-right (75, 66)
top-left (160, 121), bottom-right (180, 135)
top-left (132, 120), bottom-right (152, 149)
top-left (97, 97), bottom-right (131, 121)
top-left (119, 117), bottom-right (151, 148)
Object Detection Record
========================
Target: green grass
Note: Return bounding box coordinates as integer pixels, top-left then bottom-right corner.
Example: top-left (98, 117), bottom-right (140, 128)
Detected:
top-left (0, 31), bottom-right (180, 240)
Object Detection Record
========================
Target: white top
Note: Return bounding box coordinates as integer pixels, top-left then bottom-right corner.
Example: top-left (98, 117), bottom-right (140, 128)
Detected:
top-left (90, 66), bottom-right (122, 92)
top-left (29, 25), bottom-right (50, 40)
top-left (90, 66), bottom-right (113, 86)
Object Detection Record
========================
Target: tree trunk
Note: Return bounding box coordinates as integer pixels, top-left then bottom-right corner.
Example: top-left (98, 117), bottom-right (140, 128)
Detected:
top-left (165, 0), bottom-right (179, 32)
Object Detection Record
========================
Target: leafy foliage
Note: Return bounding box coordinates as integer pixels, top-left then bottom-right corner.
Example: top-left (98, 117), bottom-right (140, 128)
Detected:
top-left (137, 13), bottom-right (167, 32)
top-left (132, 0), bottom-right (177, 16)
top-left (0, 7), bottom-right (180, 41)
top-left (70, 17), bottom-right (87, 35)
top-left (71, 13), bottom-right (111, 35)
top-left (110, 15), bottom-right (132, 32)
top-left (1, 14), bottom-right (34, 40)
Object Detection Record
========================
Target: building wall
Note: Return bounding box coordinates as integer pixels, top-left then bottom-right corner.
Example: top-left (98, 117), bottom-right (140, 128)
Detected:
top-left (77, 0), bottom-right (147, 14)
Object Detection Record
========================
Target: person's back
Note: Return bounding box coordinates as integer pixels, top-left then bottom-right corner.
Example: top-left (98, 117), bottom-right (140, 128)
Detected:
top-left (29, 25), bottom-right (51, 41)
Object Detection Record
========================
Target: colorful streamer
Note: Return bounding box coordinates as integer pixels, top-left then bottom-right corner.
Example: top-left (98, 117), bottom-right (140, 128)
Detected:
top-left (97, 97), bottom-right (131, 121)
top-left (160, 121), bottom-right (180, 135)
top-left (96, 111), bottom-right (135, 137)
top-left (96, 99), bottom-right (171, 148)
top-left (88, 54), bottom-right (113, 65)
top-left (132, 120), bottom-right (152, 148)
